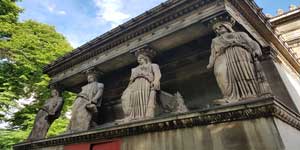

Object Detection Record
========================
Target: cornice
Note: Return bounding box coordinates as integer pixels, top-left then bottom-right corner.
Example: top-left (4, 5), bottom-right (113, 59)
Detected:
top-left (13, 97), bottom-right (300, 150)
top-left (270, 8), bottom-right (300, 26)
top-left (43, 0), bottom-right (218, 76)
top-left (228, 0), bottom-right (300, 74)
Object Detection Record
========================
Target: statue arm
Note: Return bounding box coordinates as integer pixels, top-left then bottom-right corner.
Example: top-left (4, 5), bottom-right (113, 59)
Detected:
top-left (207, 40), bottom-right (217, 69)
top-left (42, 100), bottom-right (51, 113)
top-left (91, 83), bottom-right (104, 104)
top-left (128, 69), bottom-right (135, 85)
top-left (241, 32), bottom-right (262, 57)
top-left (152, 64), bottom-right (161, 90)
top-left (49, 98), bottom-right (63, 116)
top-left (54, 98), bottom-right (63, 113)
top-left (251, 39), bottom-right (262, 58)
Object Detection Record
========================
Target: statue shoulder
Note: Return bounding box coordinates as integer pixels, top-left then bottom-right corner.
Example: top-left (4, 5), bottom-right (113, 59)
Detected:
top-left (131, 67), bottom-right (137, 72)
top-left (57, 97), bottom-right (63, 103)
top-left (97, 82), bottom-right (104, 88)
top-left (212, 36), bottom-right (221, 43)
top-left (236, 31), bottom-right (249, 37)
top-left (151, 63), bottom-right (160, 68)
top-left (82, 84), bottom-right (89, 89)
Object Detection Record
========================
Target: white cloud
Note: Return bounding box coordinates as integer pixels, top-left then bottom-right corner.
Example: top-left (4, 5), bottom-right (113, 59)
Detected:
top-left (47, 4), bottom-right (56, 12)
top-left (47, 3), bottom-right (67, 15)
top-left (64, 33), bottom-right (85, 48)
top-left (93, 0), bottom-right (131, 28)
top-left (57, 10), bottom-right (66, 15)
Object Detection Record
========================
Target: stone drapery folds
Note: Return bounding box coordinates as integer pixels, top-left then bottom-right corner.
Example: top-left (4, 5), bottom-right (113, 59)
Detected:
top-left (67, 70), bottom-right (104, 133)
top-left (28, 88), bottom-right (64, 141)
top-left (121, 46), bottom-right (161, 122)
top-left (207, 20), bottom-right (271, 104)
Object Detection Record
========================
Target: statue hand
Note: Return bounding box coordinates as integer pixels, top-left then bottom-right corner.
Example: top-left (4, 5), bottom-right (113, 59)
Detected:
top-left (207, 64), bottom-right (213, 69)
top-left (91, 98), bottom-right (98, 103)
top-left (86, 103), bottom-right (98, 113)
top-left (254, 49), bottom-right (262, 58)
top-left (152, 80), bottom-right (160, 90)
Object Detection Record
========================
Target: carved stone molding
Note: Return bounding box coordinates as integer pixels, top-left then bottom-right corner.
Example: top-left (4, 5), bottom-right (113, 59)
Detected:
top-left (43, 0), bottom-right (220, 76)
top-left (14, 96), bottom-right (300, 150)
top-left (228, 0), bottom-right (300, 73)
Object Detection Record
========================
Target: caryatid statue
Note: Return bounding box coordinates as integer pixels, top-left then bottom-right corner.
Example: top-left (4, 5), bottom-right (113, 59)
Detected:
top-left (67, 70), bottom-right (104, 133)
top-left (121, 46), bottom-right (161, 121)
top-left (28, 87), bottom-right (64, 141)
top-left (207, 19), bottom-right (270, 104)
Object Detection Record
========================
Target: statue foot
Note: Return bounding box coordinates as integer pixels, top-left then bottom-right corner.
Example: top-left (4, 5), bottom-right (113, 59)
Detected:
top-left (213, 98), bottom-right (229, 105)
top-left (116, 117), bottom-right (132, 123)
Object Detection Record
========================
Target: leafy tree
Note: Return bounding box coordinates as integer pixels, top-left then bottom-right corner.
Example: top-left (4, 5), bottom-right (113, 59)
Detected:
top-left (0, 129), bottom-right (30, 150)
top-left (0, 0), bottom-right (75, 149)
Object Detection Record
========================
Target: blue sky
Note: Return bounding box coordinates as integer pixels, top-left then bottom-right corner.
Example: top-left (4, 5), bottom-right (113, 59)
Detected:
top-left (17, 0), bottom-right (300, 48)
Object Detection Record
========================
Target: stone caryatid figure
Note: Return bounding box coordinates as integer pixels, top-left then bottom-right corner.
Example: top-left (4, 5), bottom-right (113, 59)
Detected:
top-left (28, 88), bottom-right (63, 141)
top-left (121, 46), bottom-right (161, 121)
top-left (207, 20), bottom-right (270, 104)
top-left (67, 70), bottom-right (104, 133)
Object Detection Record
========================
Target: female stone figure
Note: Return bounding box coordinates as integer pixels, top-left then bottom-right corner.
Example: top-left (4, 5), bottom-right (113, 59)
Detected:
top-left (207, 21), bottom-right (269, 104)
top-left (67, 71), bottom-right (104, 133)
top-left (28, 88), bottom-right (63, 140)
top-left (122, 48), bottom-right (161, 121)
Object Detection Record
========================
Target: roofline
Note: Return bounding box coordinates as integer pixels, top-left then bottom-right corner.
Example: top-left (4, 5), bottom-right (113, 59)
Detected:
top-left (232, 0), bottom-right (300, 73)
top-left (43, 0), bottom-right (193, 75)
top-left (269, 7), bottom-right (300, 26)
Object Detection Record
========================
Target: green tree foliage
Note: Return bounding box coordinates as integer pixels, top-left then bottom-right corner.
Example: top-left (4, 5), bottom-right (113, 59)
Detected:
top-left (0, 129), bottom-right (30, 150)
top-left (0, 0), bottom-right (74, 149)
top-left (0, 0), bottom-right (22, 23)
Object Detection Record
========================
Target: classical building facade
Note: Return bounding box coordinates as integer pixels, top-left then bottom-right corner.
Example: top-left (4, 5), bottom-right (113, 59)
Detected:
top-left (14, 0), bottom-right (300, 150)
top-left (268, 4), bottom-right (300, 60)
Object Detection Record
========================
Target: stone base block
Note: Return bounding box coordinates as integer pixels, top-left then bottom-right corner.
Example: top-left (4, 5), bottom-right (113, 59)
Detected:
top-left (14, 97), bottom-right (300, 150)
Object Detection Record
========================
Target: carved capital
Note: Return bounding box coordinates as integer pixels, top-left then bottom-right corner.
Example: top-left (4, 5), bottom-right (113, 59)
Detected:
top-left (130, 44), bottom-right (157, 59)
top-left (209, 16), bottom-right (235, 27)
top-left (84, 67), bottom-right (104, 81)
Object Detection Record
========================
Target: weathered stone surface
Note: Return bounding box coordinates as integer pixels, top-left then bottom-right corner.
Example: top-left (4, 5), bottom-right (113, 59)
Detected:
top-left (121, 46), bottom-right (161, 121)
top-left (269, 8), bottom-right (300, 59)
top-left (67, 70), bottom-right (104, 133)
top-left (207, 20), bottom-right (271, 104)
top-left (158, 91), bottom-right (188, 113)
top-left (274, 118), bottom-right (300, 150)
top-left (14, 97), bottom-right (300, 150)
top-left (120, 119), bottom-right (283, 150)
top-left (15, 0), bottom-right (300, 149)
top-left (28, 88), bottom-right (64, 141)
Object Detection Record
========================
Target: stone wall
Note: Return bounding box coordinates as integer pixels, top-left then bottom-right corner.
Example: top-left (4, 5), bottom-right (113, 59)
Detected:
top-left (14, 98), bottom-right (300, 150)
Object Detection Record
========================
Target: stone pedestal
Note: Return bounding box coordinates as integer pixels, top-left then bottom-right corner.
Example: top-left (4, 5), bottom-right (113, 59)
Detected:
top-left (14, 97), bottom-right (300, 150)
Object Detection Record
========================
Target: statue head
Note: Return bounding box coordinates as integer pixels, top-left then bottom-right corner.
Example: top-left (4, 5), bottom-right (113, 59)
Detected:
top-left (86, 69), bottom-right (98, 83)
top-left (210, 16), bottom-right (236, 36)
top-left (49, 84), bottom-right (61, 97)
top-left (134, 45), bottom-right (156, 65)
top-left (212, 21), bottom-right (235, 35)
top-left (137, 54), bottom-right (150, 65)
top-left (87, 73), bottom-right (97, 83)
top-left (50, 88), bottom-right (60, 97)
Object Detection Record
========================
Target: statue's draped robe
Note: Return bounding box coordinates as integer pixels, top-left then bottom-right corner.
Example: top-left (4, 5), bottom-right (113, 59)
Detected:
top-left (28, 96), bottom-right (63, 140)
top-left (122, 64), bottom-right (158, 120)
top-left (68, 82), bottom-right (103, 132)
top-left (210, 32), bottom-right (262, 102)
